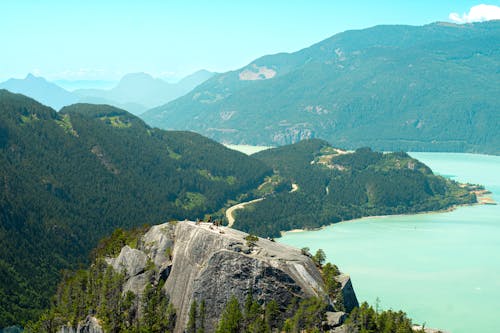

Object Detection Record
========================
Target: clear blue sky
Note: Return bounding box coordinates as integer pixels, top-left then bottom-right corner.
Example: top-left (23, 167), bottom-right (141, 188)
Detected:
top-left (0, 0), bottom-right (498, 81)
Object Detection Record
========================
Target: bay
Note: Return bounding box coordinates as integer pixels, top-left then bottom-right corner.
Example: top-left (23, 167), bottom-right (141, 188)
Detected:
top-left (279, 153), bottom-right (500, 333)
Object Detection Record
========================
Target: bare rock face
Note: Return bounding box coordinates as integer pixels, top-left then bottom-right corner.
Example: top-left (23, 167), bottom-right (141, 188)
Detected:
top-left (140, 223), bottom-right (175, 268)
top-left (77, 317), bottom-right (103, 333)
top-left (272, 126), bottom-right (315, 145)
top-left (101, 221), bottom-right (358, 332)
top-left (323, 311), bottom-right (347, 329)
top-left (123, 271), bottom-right (153, 296)
top-left (336, 274), bottom-right (359, 312)
top-left (107, 245), bottom-right (147, 277)
top-left (57, 327), bottom-right (76, 333)
top-left (164, 222), bottom-right (325, 332)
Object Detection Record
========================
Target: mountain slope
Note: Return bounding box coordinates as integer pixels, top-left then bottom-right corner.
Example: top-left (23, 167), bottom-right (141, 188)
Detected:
top-left (143, 21), bottom-right (500, 154)
top-left (0, 90), bottom-right (270, 326)
top-left (75, 70), bottom-right (214, 114)
top-left (0, 74), bottom-right (77, 110)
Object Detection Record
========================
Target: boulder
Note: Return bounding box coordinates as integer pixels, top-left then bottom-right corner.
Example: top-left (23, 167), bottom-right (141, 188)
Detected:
top-left (106, 245), bottom-right (147, 277)
top-left (336, 274), bottom-right (359, 312)
top-left (77, 316), bottom-right (103, 333)
top-left (57, 316), bottom-right (103, 333)
top-left (323, 311), bottom-right (347, 329)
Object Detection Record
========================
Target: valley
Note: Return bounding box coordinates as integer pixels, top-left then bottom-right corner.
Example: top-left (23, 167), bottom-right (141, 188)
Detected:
top-left (2, 3), bottom-right (499, 331)
top-left (0, 91), bottom-right (481, 330)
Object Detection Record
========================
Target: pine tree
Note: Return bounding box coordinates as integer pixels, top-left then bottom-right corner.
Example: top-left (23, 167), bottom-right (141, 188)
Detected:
top-left (141, 281), bottom-right (175, 332)
top-left (264, 300), bottom-right (279, 331)
top-left (197, 299), bottom-right (206, 333)
top-left (187, 300), bottom-right (198, 333)
top-left (312, 249), bottom-right (326, 267)
top-left (216, 296), bottom-right (242, 333)
top-left (243, 291), bottom-right (264, 333)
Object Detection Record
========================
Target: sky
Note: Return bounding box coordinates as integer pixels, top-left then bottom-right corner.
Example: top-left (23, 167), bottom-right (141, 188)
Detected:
top-left (1, 0), bottom-right (499, 82)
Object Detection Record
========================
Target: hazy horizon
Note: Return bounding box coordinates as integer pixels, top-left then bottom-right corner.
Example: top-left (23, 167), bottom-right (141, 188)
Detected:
top-left (2, 0), bottom-right (499, 82)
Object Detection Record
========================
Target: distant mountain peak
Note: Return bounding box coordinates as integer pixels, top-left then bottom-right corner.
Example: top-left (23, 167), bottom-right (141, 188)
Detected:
top-left (75, 70), bottom-right (215, 115)
top-left (120, 72), bottom-right (157, 82)
top-left (0, 73), bottom-right (76, 110)
top-left (24, 73), bottom-right (46, 82)
top-left (0, 69), bottom-right (214, 115)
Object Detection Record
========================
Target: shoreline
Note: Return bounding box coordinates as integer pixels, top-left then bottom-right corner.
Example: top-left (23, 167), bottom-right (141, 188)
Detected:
top-left (280, 191), bottom-right (495, 237)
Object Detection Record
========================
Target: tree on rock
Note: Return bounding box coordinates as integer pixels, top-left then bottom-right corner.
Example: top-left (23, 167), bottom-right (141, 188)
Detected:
top-left (216, 296), bottom-right (242, 333)
top-left (312, 249), bottom-right (326, 267)
top-left (187, 299), bottom-right (197, 333)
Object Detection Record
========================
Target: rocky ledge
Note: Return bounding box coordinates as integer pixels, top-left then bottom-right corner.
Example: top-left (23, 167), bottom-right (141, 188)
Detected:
top-left (63, 221), bottom-right (358, 333)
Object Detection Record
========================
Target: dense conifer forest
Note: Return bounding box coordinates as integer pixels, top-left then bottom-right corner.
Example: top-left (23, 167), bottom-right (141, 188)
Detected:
top-left (0, 90), bottom-right (270, 326)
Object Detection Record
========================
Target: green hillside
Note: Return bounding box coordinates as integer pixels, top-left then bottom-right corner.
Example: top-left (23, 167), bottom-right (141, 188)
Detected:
top-left (232, 139), bottom-right (476, 237)
top-left (143, 21), bottom-right (500, 154)
top-left (0, 90), bottom-right (271, 326)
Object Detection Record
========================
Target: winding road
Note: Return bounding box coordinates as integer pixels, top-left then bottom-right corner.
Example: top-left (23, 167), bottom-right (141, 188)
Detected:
top-left (225, 198), bottom-right (265, 228)
top-left (225, 183), bottom-right (299, 228)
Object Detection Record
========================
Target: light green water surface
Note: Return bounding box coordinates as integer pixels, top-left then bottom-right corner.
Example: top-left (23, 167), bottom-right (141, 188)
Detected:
top-left (279, 153), bottom-right (500, 333)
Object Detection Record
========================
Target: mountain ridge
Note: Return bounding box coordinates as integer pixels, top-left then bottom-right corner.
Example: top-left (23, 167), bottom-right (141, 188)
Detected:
top-left (143, 21), bottom-right (500, 154)
top-left (75, 70), bottom-right (214, 114)
top-left (0, 70), bottom-right (214, 114)
top-left (0, 74), bottom-right (77, 110)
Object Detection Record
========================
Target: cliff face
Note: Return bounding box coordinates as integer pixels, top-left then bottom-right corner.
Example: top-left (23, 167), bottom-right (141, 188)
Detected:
top-left (165, 222), bottom-right (327, 332)
top-left (94, 221), bottom-right (357, 332)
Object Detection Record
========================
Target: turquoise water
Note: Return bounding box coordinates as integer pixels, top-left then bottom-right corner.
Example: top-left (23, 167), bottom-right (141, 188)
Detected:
top-left (224, 144), bottom-right (272, 155)
top-left (279, 153), bottom-right (500, 333)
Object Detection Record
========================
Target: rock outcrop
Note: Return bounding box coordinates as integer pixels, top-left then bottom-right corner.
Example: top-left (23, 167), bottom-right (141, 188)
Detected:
top-left (336, 274), bottom-right (359, 312)
top-left (58, 316), bottom-right (103, 333)
top-left (97, 221), bottom-right (358, 332)
top-left (323, 311), bottom-right (347, 330)
top-left (164, 222), bottom-right (327, 332)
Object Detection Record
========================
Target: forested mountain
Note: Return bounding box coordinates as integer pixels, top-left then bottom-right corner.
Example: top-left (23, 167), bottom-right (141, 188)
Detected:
top-left (0, 90), bottom-right (270, 326)
top-left (143, 21), bottom-right (500, 154)
top-left (232, 139), bottom-right (476, 237)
